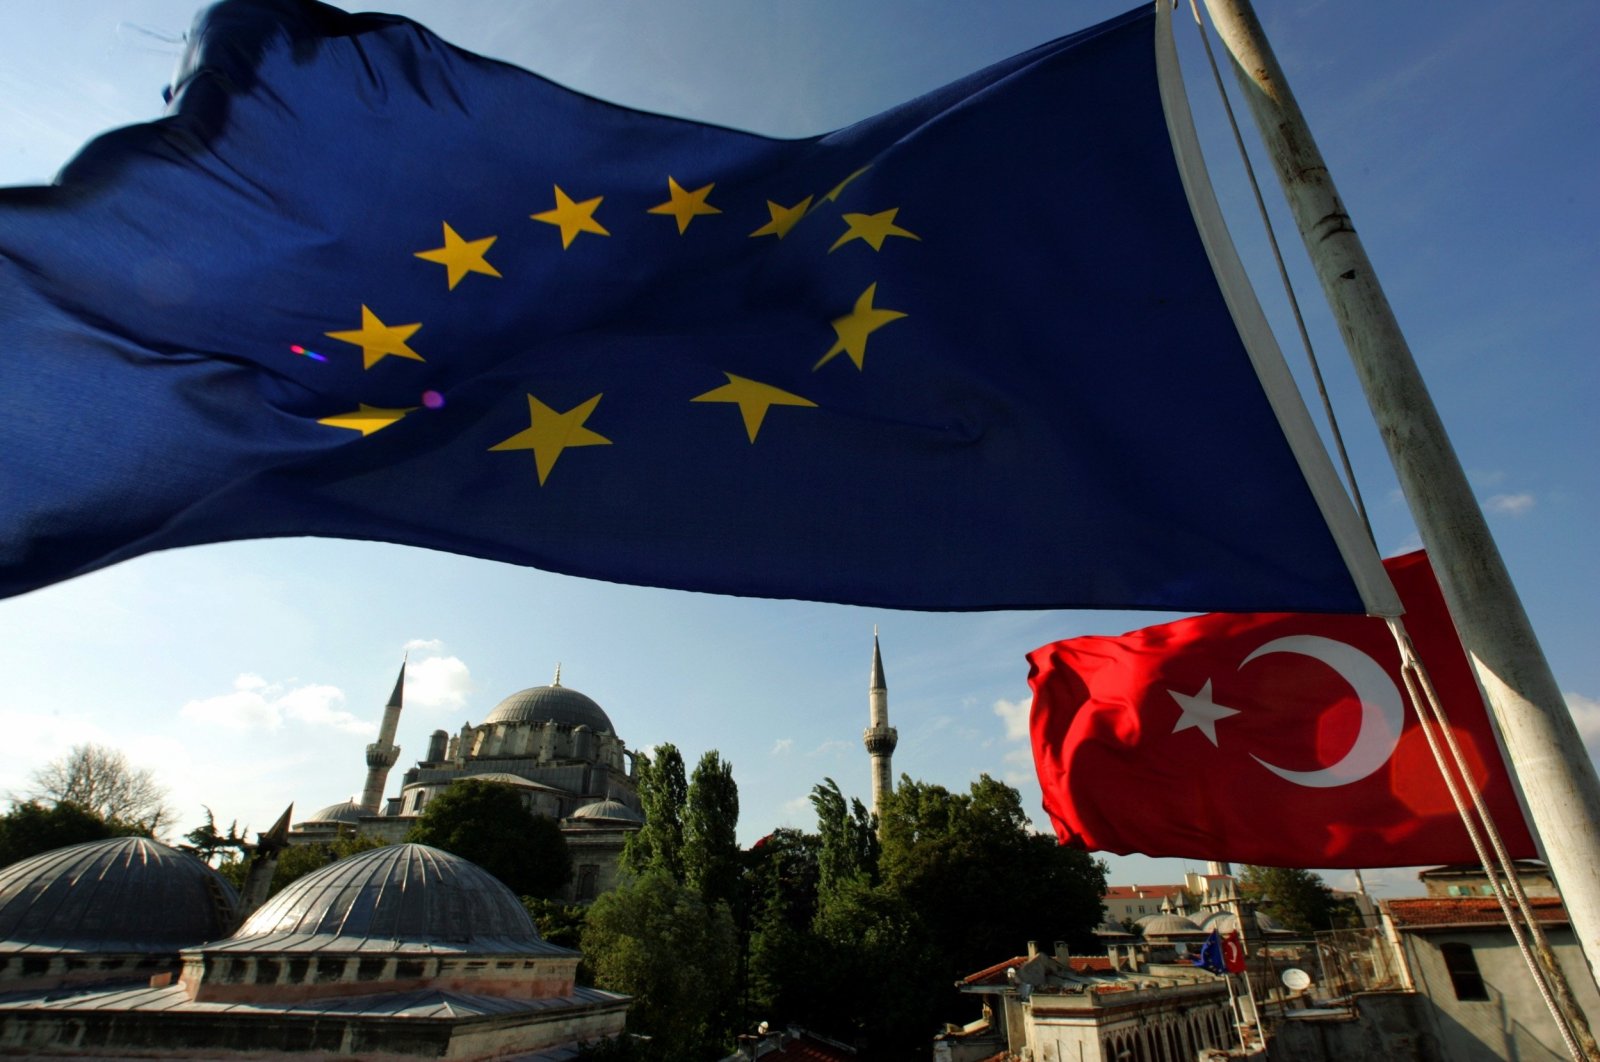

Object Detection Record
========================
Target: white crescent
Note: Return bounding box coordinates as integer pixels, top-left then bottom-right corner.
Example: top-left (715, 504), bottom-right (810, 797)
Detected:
top-left (1244, 635), bottom-right (1405, 789)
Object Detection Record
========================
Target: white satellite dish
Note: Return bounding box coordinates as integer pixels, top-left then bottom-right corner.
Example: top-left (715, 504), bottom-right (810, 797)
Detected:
top-left (1281, 968), bottom-right (1311, 992)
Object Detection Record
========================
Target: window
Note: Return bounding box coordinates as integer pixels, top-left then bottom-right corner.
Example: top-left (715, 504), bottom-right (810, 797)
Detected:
top-left (1440, 942), bottom-right (1489, 1001)
top-left (577, 864), bottom-right (600, 901)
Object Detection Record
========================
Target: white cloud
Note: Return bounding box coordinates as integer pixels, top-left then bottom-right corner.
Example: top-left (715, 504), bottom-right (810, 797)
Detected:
top-left (993, 696), bottom-right (1030, 742)
top-left (404, 637), bottom-right (444, 652)
top-left (771, 738), bottom-right (793, 756)
top-left (1566, 692), bottom-right (1600, 758)
top-left (809, 739), bottom-right (852, 757)
top-left (1486, 492), bottom-right (1535, 515)
top-left (180, 674), bottom-right (372, 736)
top-left (405, 655), bottom-right (471, 711)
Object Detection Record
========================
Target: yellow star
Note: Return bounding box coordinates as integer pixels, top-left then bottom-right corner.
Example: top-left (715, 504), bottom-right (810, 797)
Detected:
top-left (531, 185), bottom-right (610, 249)
top-left (489, 393), bottom-right (611, 485)
top-left (691, 373), bottom-right (817, 443)
top-left (749, 196), bottom-right (814, 240)
top-left (648, 177), bottom-right (721, 234)
top-left (829, 208), bottom-right (921, 253)
top-left (324, 306), bottom-right (424, 370)
top-left (820, 165), bottom-right (871, 205)
top-left (414, 222), bottom-right (501, 289)
top-left (814, 283), bottom-right (907, 371)
top-left (316, 404), bottom-right (417, 437)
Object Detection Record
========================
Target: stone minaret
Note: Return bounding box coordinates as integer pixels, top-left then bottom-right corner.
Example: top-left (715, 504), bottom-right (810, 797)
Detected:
top-left (863, 629), bottom-right (897, 826)
top-left (235, 804), bottom-right (293, 927)
top-left (359, 660), bottom-right (406, 814)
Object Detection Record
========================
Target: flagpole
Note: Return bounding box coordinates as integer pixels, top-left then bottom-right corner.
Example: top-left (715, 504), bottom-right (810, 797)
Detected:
top-left (1199, 0), bottom-right (1600, 986)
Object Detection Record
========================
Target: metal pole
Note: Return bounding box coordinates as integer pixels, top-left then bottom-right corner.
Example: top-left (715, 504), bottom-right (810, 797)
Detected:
top-left (1199, 0), bottom-right (1600, 988)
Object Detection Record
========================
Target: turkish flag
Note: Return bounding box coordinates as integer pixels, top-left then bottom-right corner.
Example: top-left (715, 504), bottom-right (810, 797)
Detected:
top-left (1028, 551), bottom-right (1536, 867)
top-left (1221, 931), bottom-right (1247, 974)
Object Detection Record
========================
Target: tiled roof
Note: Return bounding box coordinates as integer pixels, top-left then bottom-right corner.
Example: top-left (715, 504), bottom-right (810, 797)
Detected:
top-left (1386, 896), bottom-right (1568, 929)
top-left (1103, 883), bottom-right (1185, 900)
top-left (957, 956), bottom-right (1031, 987)
top-left (761, 1031), bottom-right (857, 1060)
top-left (1066, 956), bottom-right (1113, 973)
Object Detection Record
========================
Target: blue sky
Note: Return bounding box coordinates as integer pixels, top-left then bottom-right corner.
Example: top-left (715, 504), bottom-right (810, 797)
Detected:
top-left (0, 0), bottom-right (1594, 901)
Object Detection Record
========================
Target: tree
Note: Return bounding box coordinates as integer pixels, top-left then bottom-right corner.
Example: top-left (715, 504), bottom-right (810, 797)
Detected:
top-left (181, 806), bottom-right (249, 868)
top-left (248, 832), bottom-right (389, 897)
top-left (28, 744), bottom-right (172, 832)
top-left (407, 778), bottom-right (571, 898)
top-left (1239, 865), bottom-right (1360, 933)
top-left (582, 870), bottom-right (738, 1060)
top-left (683, 750), bottom-right (740, 908)
top-left (0, 800), bottom-right (135, 868)
top-left (810, 778), bottom-right (878, 900)
top-left (622, 744), bottom-right (687, 882)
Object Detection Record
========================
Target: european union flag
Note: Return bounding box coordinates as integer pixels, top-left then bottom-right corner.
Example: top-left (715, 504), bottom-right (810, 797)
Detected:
top-left (0, 0), bottom-right (1389, 612)
top-left (1192, 930), bottom-right (1227, 975)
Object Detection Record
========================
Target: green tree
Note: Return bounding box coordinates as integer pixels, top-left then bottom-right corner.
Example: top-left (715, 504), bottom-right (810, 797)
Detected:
top-left (27, 744), bottom-right (172, 833)
top-left (743, 829), bottom-right (823, 1029)
top-left (622, 744), bottom-right (687, 882)
top-left (683, 750), bottom-right (740, 908)
top-left (407, 779), bottom-right (571, 898)
top-left (523, 896), bottom-right (589, 952)
top-left (0, 800), bottom-right (137, 867)
top-left (181, 806), bottom-right (249, 868)
top-left (810, 778), bottom-right (878, 900)
top-left (1239, 865), bottom-right (1360, 933)
top-left (582, 870), bottom-right (738, 1060)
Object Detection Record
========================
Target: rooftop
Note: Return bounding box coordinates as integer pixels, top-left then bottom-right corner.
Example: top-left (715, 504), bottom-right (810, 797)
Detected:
top-left (1386, 896), bottom-right (1568, 930)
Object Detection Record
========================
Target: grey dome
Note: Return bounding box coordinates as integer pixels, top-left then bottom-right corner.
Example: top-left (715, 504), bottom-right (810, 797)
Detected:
top-left (1139, 913), bottom-right (1205, 938)
top-left (304, 799), bottom-right (364, 824)
top-left (1198, 910), bottom-right (1287, 935)
top-left (460, 772), bottom-right (561, 791)
top-left (571, 800), bottom-right (643, 823)
top-left (483, 684), bottom-right (612, 732)
top-left (0, 837), bottom-right (236, 951)
top-left (215, 843), bottom-right (548, 953)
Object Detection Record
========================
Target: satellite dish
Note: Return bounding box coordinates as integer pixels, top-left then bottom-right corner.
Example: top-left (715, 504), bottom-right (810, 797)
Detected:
top-left (1282, 968), bottom-right (1312, 992)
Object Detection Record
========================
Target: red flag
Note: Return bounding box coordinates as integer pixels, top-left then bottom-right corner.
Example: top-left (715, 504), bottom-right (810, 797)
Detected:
top-left (1221, 931), bottom-right (1247, 974)
top-left (1028, 551), bottom-right (1535, 867)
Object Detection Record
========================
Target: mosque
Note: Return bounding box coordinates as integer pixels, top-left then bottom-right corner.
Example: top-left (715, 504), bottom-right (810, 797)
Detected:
top-left (292, 633), bottom-right (899, 902)
top-left (291, 663), bottom-right (648, 903)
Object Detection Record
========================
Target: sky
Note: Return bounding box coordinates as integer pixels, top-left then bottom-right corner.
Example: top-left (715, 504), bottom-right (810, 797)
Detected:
top-left (0, 0), bottom-right (1595, 903)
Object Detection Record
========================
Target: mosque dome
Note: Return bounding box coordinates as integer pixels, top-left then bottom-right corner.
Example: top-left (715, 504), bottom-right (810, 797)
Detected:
top-left (460, 772), bottom-right (563, 792)
top-left (0, 837), bottom-right (236, 951)
top-left (304, 799), bottom-right (364, 824)
top-left (570, 800), bottom-right (644, 824)
top-left (1139, 913), bottom-right (1205, 938)
top-left (1197, 910), bottom-right (1288, 935)
top-left (216, 843), bottom-right (545, 953)
top-left (483, 681), bottom-right (612, 733)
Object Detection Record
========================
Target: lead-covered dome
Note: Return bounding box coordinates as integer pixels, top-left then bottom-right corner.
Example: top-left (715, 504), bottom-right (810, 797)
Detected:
top-left (0, 836), bottom-right (236, 951)
top-left (304, 799), bottom-right (364, 824)
top-left (483, 683), bottom-right (612, 732)
top-left (570, 800), bottom-right (643, 824)
top-left (214, 843), bottom-right (549, 953)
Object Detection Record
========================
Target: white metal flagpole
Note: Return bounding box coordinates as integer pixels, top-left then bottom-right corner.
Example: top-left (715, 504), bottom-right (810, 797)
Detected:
top-left (1198, 0), bottom-right (1600, 987)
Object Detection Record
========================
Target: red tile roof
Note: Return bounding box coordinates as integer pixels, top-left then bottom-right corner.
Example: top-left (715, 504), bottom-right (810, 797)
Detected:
top-left (1386, 896), bottom-right (1568, 929)
top-left (764, 1037), bottom-right (856, 1061)
top-left (1104, 883), bottom-right (1186, 900)
top-left (1066, 956), bottom-right (1113, 973)
top-left (957, 956), bottom-right (1032, 987)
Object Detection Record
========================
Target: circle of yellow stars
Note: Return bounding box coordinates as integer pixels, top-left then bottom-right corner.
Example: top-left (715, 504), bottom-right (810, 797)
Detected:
top-left (315, 161), bottom-right (922, 486)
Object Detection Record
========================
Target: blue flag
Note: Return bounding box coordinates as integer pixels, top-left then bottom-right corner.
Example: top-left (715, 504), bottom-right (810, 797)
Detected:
top-left (0, 1), bottom-right (1384, 611)
top-left (1193, 930), bottom-right (1227, 974)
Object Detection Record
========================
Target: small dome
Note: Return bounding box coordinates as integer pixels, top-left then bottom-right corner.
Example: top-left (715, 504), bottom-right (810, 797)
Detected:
top-left (1093, 921), bottom-right (1134, 938)
top-left (216, 843), bottom-right (543, 953)
top-left (0, 837), bottom-right (236, 951)
top-left (571, 800), bottom-right (644, 823)
top-left (1198, 910), bottom-right (1288, 935)
top-left (304, 799), bottom-right (364, 824)
top-left (459, 772), bottom-right (562, 791)
top-left (1139, 913), bottom-right (1205, 938)
top-left (483, 684), bottom-right (612, 732)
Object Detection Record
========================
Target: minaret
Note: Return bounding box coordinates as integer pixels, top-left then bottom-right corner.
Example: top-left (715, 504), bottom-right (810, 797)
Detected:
top-left (359, 659), bottom-right (406, 814)
top-left (235, 804), bottom-right (293, 927)
top-left (863, 628), bottom-right (897, 826)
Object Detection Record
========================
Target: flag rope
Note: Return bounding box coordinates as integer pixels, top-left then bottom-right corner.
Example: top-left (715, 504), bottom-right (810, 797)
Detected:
top-left (1184, 0), bottom-right (1371, 532)
top-left (1184, 1), bottom-right (1597, 1054)
top-left (1393, 619), bottom-right (1598, 1061)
